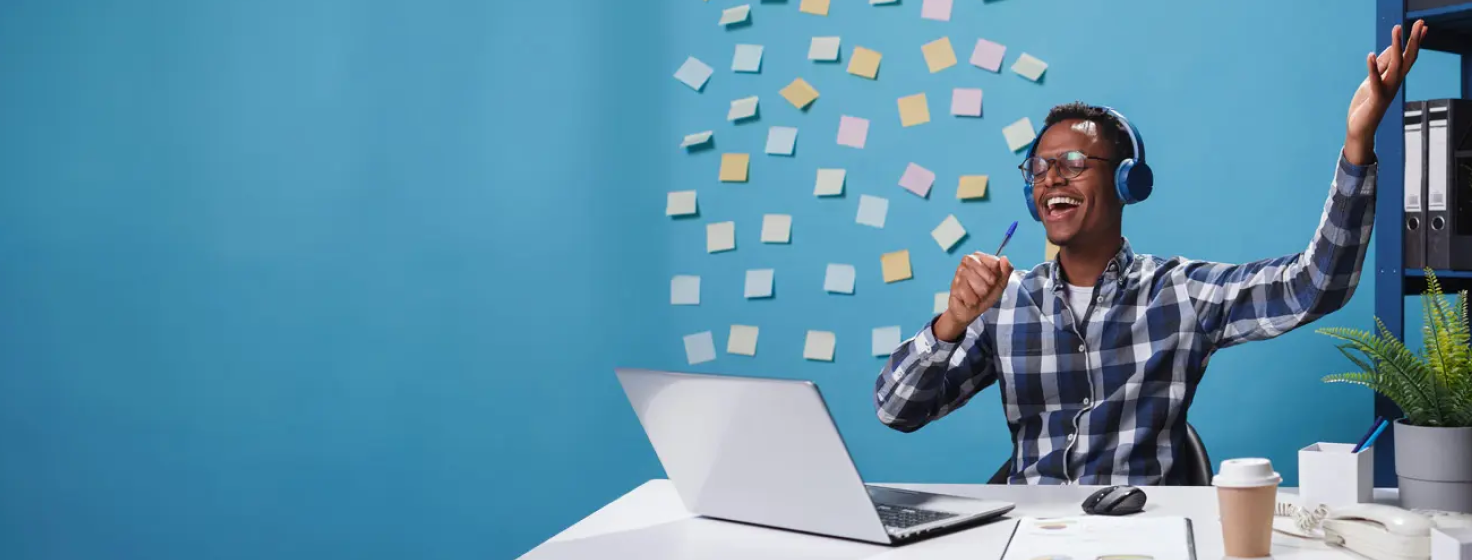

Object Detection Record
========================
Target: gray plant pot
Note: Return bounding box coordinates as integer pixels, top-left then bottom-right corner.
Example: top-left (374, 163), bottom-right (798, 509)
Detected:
top-left (1394, 420), bottom-right (1472, 513)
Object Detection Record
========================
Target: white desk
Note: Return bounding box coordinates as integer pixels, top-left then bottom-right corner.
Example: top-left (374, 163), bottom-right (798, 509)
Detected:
top-left (520, 479), bottom-right (1401, 559)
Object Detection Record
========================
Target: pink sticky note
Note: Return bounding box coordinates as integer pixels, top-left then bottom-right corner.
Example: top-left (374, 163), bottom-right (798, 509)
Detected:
top-left (837, 116), bottom-right (869, 149)
top-left (898, 163), bottom-right (935, 198)
top-left (951, 88), bottom-right (982, 117)
top-left (921, 0), bottom-right (952, 21)
top-left (970, 38), bottom-right (1007, 72)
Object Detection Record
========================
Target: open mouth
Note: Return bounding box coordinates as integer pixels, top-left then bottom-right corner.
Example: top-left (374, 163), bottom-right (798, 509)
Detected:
top-left (1043, 195), bottom-right (1083, 222)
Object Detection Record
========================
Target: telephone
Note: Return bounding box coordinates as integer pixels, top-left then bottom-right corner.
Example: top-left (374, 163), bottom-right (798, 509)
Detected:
top-left (1319, 503), bottom-right (1472, 560)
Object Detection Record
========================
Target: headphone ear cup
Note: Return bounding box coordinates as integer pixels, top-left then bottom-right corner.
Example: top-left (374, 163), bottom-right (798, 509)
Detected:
top-left (1114, 159), bottom-right (1155, 204)
top-left (1024, 183), bottom-right (1041, 221)
top-left (1114, 159), bottom-right (1136, 203)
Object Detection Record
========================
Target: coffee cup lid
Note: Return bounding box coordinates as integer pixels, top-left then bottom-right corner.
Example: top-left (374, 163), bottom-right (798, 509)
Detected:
top-left (1212, 458), bottom-right (1282, 488)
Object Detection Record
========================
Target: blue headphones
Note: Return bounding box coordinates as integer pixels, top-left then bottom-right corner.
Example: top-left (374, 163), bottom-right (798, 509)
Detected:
top-left (1023, 106), bottom-right (1153, 222)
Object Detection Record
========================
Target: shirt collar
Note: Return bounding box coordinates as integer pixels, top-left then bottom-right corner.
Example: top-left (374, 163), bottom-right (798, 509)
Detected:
top-left (1048, 237), bottom-right (1136, 291)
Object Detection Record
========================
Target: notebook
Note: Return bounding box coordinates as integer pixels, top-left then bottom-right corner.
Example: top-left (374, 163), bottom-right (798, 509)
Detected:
top-left (1001, 516), bottom-right (1196, 560)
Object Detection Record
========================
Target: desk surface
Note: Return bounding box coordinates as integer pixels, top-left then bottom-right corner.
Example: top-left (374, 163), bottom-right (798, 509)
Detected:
top-left (520, 479), bottom-right (1401, 560)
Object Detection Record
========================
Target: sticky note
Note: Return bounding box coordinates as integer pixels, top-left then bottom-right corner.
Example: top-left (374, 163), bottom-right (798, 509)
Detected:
top-left (898, 93), bottom-right (930, 127)
top-left (719, 4), bottom-right (751, 25)
top-left (952, 88), bottom-right (982, 117)
top-left (815, 168), bottom-right (846, 196)
top-left (931, 215), bottom-right (967, 251)
top-left (1046, 238), bottom-right (1061, 261)
top-left (761, 214), bottom-right (791, 243)
top-left (681, 131), bottom-right (713, 148)
top-left (921, 0), bottom-right (952, 21)
top-left (1012, 52), bottom-right (1048, 81)
top-left (667, 190), bottom-right (697, 216)
top-left (857, 195), bottom-right (888, 228)
top-left (728, 96), bottom-right (759, 121)
top-left (958, 175), bottom-right (989, 200)
top-left (809, 37), bottom-right (841, 61)
top-left (728, 325), bottom-right (759, 356)
top-left (934, 291), bottom-right (949, 314)
top-left (848, 47), bottom-right (882, 79)
top-left (871, 0), bottom-right (899, 4)
top-left (707, 221), bottom-right (735, 253)
top-left (804, 330), bottom-right (836, 361)
top-left (898, 162), bottom-right (935, 198)
top-left (779, 78), bottom-right (820, 109)
top-left (720, 153), bottom-right (750, 182)
top-left (837, 115), bottom-right (869, 149)
top-left (922, 37), bottom-right (957, 73)
top-left (882, 250), bottom-right (912, 283)
top-left (732, 44), bottom-right (764, 73)
top-left (745, 269), bottom-right (774, 298)
top-left (684, 331), bottom-right (716, 365)
top-left (1003, 118), bottom-right (1037, 152)
top-left (970, 38), bottom-right (1007, 72)
top-left (675, 57), bottom-right (714, 91)
top-left (825, 264), bottom-right (856, 294)
top-left (765, 126), bottom-right (798, 155)
top-left (872, 326), bottom-right (903, 356)
top-left (671, 275), bottom-right (700, 305)
top-left (800, 0), bottom-right (830, 16)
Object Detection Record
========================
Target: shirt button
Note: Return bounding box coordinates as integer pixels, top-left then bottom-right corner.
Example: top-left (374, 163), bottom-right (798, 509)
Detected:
top-left (1077, 344), bottom-right (1085, 352)
top-left (1083, 398), bottom-right (1092, 406)
top-left (1067, 433), bottom-right (1076, 442)
top-left (1096, 296), bottom-right (1103, 303)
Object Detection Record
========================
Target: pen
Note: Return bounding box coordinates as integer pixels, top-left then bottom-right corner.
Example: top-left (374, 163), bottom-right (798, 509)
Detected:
top-left (1354, 418), bottom-right (1390, 453)
top-left (995, 221), bottom-right (1018, 256)
top-left (1352, 416), bottom-right (1384, 451)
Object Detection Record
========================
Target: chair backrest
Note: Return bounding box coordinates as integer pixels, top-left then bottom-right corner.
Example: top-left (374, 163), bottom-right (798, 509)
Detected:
top-left (987, 422), bottom-right (1213, 485)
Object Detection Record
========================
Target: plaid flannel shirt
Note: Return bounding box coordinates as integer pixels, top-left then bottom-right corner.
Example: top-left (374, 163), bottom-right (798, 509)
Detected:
top-left (874, 151), bottom-right (1377, 485)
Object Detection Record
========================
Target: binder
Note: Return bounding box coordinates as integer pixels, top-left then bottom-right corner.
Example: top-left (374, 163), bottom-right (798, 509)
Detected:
top-left (1427, 100), bottom-right (1451, 270)
top-left (1438, 99), bottom-right (1472, 270)
top-left (1405, 101), bottom-right (1426, 270)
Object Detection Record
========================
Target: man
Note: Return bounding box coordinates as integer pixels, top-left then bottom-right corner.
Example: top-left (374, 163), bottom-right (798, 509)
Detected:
top-left (874, 21), bottom-right (1428, 485)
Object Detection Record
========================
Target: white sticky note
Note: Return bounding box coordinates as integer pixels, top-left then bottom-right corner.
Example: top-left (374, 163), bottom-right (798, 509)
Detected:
top-left (674, 57), bottom-right (713, 91)
top-left (732, 44), bottom-right (764, 73)
top-left (684, 331), bottom-right (716, 364)
top-left (765, 126), bottom-right (798, 155)
top-left (728, 325), bottom-right (759, 356)
top-left (921, 0), bottom-right (952, 21)
top-left (809, 37), bottom-right (841, 61)
top-left (761, 214), bottom-right (791, 243)
top-left (720, 4), bottom-right (751, 25)
top-left (666, 190), bottom-right (697, 216)
top-left (745, 269), bottom-right (774, 298)
top-left (1012, 52), bottom-right (1048, 81)
top-left (671, 275), bottom-right (700, 305)
top-left (872, 326), bottom-right (902, 356)
top-left (681, 131), bottom-right (713, 148)
top-left (871, 0), bottom-right (899, 4)
top-left (728, 96), bottom-right (759, 121)
top-left (857, 195), bottom-right (888, 228)
top-left (825, 264), bottom-right (856, 294)
top-left (804, 330), bottom-right (836, 361)
top-left (707, 221), bottom-right (736, 253)
top-left (815, 168), bottom-right (846, 196)
top-left (931, 214), bottom-right (967, 251)
top-left (934, 291), bottom-right (949, 314)
top-left (1003, 117), bottom-right (1037, 152)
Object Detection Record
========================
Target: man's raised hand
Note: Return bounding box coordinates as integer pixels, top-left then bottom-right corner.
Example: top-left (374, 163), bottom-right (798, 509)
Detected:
top-left (1345, 20), bottom-right (1427, 165)
top-left (934, 252), bottom-right (1014, 342)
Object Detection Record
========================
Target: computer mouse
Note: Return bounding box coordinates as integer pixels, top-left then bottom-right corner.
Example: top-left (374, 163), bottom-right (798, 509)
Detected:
top-left (1081, 485), bottom-right (1147, 516)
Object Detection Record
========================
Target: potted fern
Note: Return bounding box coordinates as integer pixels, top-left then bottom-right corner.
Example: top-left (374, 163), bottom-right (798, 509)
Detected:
top-left (1317, 269), bottom-right (1472, 513)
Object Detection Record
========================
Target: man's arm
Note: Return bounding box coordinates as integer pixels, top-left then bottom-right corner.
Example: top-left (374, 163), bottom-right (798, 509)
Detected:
top-left (1186, 150), bottom-right (1376, 349)
top-left (874, 316), bottom-right (1001, 432)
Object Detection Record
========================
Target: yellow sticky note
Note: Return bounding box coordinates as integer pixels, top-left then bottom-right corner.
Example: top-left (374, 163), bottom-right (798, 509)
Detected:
top-left (881, 250), bottom-right (913, 283)
top-left (780, 78), bottom-right (820, 110)
top-left (800, 0), bottom-right (830, 16)
top-left (921, 37), bottom-right (957, 73)
top-left (848, 47), bottom-right (882, 79)
top-left (720, 153), bottom-right (749, 182)
top-left (1045, 239), bottom-right (1061, 261)
top-left (897, 93), bottom-right (930, 127)
top-left (958, 175), bottom-right (989, 200)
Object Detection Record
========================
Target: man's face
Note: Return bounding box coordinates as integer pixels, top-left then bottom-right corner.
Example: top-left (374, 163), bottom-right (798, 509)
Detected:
top-left (1029, 119), bottom-right (1121, 247)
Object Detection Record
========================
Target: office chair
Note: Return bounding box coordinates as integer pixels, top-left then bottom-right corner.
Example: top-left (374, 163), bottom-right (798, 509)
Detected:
top-left (987, 423), bottom-right (1213, 486)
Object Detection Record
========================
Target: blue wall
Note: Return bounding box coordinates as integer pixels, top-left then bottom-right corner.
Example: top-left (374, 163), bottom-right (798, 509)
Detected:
top-left (0, 1), bottom-right (1460, 559)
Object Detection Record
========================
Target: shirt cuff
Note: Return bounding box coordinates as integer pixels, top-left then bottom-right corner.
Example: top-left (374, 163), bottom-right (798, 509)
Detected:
top-left (1336, 147), bottom-right (1378, 196)
top-left (919, 314), bottom-right (962, 355)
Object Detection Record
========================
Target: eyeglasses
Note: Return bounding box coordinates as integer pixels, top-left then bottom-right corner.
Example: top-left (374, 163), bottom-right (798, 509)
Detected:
top-left (1019, 150), bottom-right (1111, 184)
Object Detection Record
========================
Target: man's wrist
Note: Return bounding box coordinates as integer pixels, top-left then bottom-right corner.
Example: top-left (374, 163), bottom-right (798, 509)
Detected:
top-left (933, 313), bottom-right (966, 342)
top-left (1344, 134), bottom-right (1376, 167)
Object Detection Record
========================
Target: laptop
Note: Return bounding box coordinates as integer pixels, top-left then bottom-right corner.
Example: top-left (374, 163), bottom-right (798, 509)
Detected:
top-left (614, 368), bottom-right (1015, 545)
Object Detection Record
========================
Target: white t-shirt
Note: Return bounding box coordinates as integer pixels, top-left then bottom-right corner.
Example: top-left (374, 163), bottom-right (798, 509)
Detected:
top-left (1065, 283), bottom-right (1094, 325)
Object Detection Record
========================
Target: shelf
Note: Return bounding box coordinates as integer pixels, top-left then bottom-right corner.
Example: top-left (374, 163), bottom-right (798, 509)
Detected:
top-left (1404, 269), bottom-right (1472, 294)
top-left (1406, 1), bottom-right (1472, 54)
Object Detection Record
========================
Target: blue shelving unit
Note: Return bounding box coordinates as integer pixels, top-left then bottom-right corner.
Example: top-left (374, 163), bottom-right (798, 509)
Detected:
top-left (1372, 0), bottom-right (1472, 487)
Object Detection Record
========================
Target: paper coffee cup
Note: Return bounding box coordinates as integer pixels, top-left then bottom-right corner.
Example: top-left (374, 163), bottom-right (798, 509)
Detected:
top-left (1213, 458), bottom-right (1281, 558)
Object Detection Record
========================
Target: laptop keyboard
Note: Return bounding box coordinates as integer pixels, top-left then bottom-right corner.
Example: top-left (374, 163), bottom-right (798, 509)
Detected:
top-left (874, 503), bottom-right (959, 529)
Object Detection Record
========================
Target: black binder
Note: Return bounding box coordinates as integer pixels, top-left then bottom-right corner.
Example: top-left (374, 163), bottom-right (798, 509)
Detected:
top-left (1406, 101), bottom-right (1426, 270)
top-left (1427, 100), bottom-right (1451, 269)
top-left (1433, 99), bottom-right (1472, 271)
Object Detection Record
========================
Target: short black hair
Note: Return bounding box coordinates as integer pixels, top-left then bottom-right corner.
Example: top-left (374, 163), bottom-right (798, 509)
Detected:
top-left (1043, 101), bottom-right (1133, 163)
